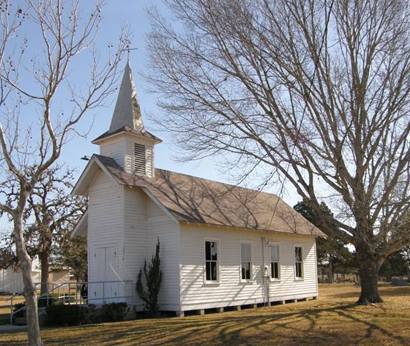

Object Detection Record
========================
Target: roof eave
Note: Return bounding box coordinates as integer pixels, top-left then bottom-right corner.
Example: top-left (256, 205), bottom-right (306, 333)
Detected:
top-left (92, 129), bottom-right (162, 145)
top-left (178, 220), bottom-right (323, 237)
top-left (71, 155), bottom-right (123, 196)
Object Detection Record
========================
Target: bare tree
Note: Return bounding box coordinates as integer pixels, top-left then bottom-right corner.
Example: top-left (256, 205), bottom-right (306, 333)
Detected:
top-left (0, 166), bottom-right (85, 295)
top-left (54, 233), bottom-right (87, 283)
top-left (147, 0), bottom-right (410, 304)
top-left (0, 1), bottom-right (127, 344)
top-left (28, 165), bottom-right (86, 296)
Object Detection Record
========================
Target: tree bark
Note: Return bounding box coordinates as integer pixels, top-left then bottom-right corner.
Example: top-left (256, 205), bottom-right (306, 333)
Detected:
top-left (40, 254), bottom-right (49, 296)
top-left (328, 258), bottom-right (334, 283)
top-left (357, 253), bottom-right (383, 304)
top-left (14, 215), bottom-right (42, 346)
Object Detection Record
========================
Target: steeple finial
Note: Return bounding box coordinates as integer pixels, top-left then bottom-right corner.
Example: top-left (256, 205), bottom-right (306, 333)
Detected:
top-left (109, 62), bottom-right (143, 132)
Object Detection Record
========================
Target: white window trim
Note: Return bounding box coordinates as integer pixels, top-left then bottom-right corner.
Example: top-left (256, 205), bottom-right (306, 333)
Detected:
top-left (294, 244), bottom-right (304, 281)
top-left (240, 241), bottom-right (254, 283)
top-left (203, 238), bottom-right (220, 286)
top-left (269, 242), bottom-right (281, 282)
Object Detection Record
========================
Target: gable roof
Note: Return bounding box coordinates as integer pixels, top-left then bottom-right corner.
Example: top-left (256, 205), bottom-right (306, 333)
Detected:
top-left (81, 154), bottom-right (323, 237)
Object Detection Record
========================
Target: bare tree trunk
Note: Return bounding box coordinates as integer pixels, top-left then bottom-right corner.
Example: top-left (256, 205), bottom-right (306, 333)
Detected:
top-left (14, 214), bottom-right (42, 346)
top-left (357, 250), bottom-right (383, 304)
top-left (39, 254), bottom-right (49, 296)
top-left (328, 258), bottom-right (334, 284)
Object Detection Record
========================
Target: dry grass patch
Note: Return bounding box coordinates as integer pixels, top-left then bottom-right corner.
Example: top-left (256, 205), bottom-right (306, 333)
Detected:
top-left (0, 284), bottom-right (409, 345)
top-left (0, 295), bottom-right (24, 316)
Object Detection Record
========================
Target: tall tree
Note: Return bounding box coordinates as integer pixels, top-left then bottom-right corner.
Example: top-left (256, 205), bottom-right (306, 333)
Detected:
top-left (0, 236), bottom-right (20, 269)
top-left (54, 233), bottom-right (87, 283)
top-left (27, 166), bottom-right (86, 295)
top-left (379, 250), bottom-right (410, 281)
top-left (147, 0), bottom-right (410, 304)
top-left (0, 1), bottom-right (127, 344)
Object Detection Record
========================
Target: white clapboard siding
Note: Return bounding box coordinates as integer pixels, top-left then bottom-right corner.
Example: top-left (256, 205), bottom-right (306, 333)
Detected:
top-left (179, 225), bottom-right (318, 311)
top-left (100, 137), bottom-right (154, 178)
top-left (100, 138), bottom-right (126, 168)
top-left (121, 186), bottom-right (147, 283)
top-left (122, 187), bottom-right (180, 310)
top-left (85, 168), bottom-right (318, 311)
top-left (122, 186), bottom-right (152, 308)
top-left (145, 198), bottom-right (181, 311)
top-left (87, 170), bottom-right (124, 296)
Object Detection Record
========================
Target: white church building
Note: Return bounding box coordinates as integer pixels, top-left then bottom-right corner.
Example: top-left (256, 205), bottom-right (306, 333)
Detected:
top-left (72, 63), bottom-right (323, 316)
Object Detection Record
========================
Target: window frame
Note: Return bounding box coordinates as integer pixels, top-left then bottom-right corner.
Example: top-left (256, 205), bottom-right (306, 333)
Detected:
top-left (240, 241), bottom-right (253, 283)
top-left (294, 245), bottom-right (304, 280)
top-left (269, 243), bottom-right (281, 281)
top-left (204, 239), bottom-right (220, 285)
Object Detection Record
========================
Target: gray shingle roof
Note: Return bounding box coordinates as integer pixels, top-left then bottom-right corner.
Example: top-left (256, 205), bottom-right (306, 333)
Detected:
top-left (93, 155), bottom-right (324, 237)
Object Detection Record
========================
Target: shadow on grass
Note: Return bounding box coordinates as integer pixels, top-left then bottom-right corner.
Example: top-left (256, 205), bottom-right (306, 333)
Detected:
top-left (25, 302), bottom-right (408, 346)
top-left (215, 304), bottom-right (407, 346)
top-left (3, 285), bottom-right (410, 346)
top-left (327, 286), bottom-right (410, 300)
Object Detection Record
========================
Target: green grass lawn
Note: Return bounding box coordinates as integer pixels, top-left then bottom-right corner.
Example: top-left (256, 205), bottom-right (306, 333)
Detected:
top-left (0, 284), bottom-right (409, 345)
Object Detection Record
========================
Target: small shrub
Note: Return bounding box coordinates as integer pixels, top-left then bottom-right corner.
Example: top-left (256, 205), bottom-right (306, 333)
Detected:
top-left (136, 239), bottom-right (162, 314)
top-left (46, 304), bottom-right (88, 326)
top-left (38, 295), bottom-right (57, 308)
top-left (85, 304), bottom-right (101, 324)
top-left (100, 303), bottom-right (128, 322)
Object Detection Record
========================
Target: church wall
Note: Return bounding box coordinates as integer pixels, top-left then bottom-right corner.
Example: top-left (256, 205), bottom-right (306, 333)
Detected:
top-left (119, 185), bottom-right (181, 311)
top-left (144, 197), bottom-right (181, 311)
top-left (179, 225), bottom-right (318, 311)
top-left (121, 186), bottom-right (148, 308)
top-left (100, 137), bottom-right (127, 168)
top-left (87, 169), bottom-right (125, 304)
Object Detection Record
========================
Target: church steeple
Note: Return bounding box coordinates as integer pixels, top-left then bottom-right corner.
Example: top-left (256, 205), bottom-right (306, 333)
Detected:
top-left (92, 63), bottom-right (161, 178)
top-left (109, 62), bottom-right (144, 132)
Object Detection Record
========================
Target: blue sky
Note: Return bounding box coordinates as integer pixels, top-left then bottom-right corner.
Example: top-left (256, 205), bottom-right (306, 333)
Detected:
top-left (60, 0), bottom-right (299, 199)
top-left (0, 0), bottom-right (300, 233)
top-left (60, 0), bottom-right (227, 183)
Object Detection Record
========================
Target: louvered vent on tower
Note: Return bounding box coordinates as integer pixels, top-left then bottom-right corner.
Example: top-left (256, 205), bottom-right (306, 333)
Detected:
top-left (134, 143), bottom-right (146, 175)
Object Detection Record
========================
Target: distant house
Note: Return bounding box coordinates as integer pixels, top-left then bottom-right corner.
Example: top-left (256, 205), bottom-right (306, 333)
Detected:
top-left (0, 258), bottom-right (41, 294)
top-left (72, 63), bottom-right (323, 316)
top-left (48, 268), bottom-right (71, 286)
top-left (0, 258), bottom-right (72, 294)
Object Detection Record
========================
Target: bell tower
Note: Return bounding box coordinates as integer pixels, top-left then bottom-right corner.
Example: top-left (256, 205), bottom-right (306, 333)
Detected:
top-left (92, 63), bottom-right (161, 177)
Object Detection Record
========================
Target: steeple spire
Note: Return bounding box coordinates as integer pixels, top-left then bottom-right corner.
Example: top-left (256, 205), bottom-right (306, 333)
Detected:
top-left (109, 62), bottom-right (144, 132)
top-left (92, 62), bottom-right (161, 177)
